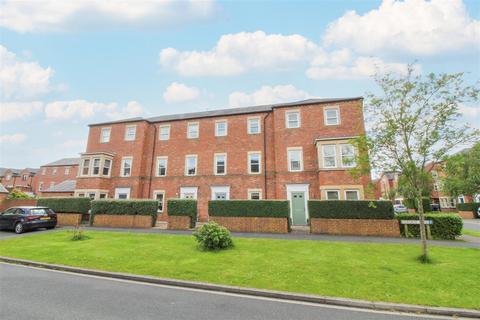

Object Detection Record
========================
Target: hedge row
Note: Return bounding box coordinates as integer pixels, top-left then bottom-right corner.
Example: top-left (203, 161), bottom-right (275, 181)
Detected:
top-left (91, 200), bottom-right (158, 219)
top-left (308, 200), bottom-right (394, 220)
top-left (208, 200), bottom-right (290, 218)
top-left (167, 199), bottom-right (197, 228)
top-left (403, 198), bottom-right (431, 212)
top-left (457, 202), bottom-right (480, 215)
top-left (37, 197), bottom-right (91, 214)
top-left (396, 213), bottom-right (463, 240)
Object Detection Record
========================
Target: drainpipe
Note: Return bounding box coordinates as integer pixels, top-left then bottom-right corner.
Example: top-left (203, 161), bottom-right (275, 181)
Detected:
top-left (147, 123), bottom-right (157, 199)
top-left (263, 112), bottom-right (271, 199)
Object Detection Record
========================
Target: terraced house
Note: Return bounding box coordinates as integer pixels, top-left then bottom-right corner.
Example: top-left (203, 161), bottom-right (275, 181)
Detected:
top-left (75, 97), bottom-right (371, 225)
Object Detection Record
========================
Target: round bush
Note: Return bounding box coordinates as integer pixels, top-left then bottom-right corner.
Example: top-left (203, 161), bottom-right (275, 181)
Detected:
top-left (193, 222), bottom-right (233, 251)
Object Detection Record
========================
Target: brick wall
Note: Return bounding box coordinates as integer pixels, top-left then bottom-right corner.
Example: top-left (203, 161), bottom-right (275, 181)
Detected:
top-left (168, 216), bottom-right (192, 230)
top-left (37, 165), bottom-right (78, 195)
top-left (310, 218), bottom-right (400, 237)
top-left (210, 217), bottom-right (288, 233)
top-left (0, 199), bottom-right (38, 211)
top-left (92, 215), bottom-right (153, 228)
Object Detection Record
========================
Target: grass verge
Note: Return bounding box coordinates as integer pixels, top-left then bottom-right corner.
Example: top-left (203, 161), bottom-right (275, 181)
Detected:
top-left (0, 230), bottom-right (478, 309)
top-left (463, 229), bottom-right (480, 237)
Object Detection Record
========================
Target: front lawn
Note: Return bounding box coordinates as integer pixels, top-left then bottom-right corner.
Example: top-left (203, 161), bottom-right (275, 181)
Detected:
top-left (0, 231), bottom-right (478, 309)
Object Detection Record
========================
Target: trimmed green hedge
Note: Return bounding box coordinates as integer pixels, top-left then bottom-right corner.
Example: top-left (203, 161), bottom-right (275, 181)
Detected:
top-left (167, 199), bottom-right (197, 228)
top-left (91, 200), bottom-right (158, 219)
top-left (37, 197), bottom-right (91, 214)
top-left (404, 198), bottom-right (431, 212)
top-left (308, 200), bottom-right (394, 220)
top-left (208, 200), bottom-right (290, 218)
top-left (396, 213), bottom-right (463, 240)
top-left (457, 203), bottom-right (480, 216)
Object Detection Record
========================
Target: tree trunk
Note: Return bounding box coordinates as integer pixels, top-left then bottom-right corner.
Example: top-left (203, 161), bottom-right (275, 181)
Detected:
top-left (416, 193), bottom-right (428, 261)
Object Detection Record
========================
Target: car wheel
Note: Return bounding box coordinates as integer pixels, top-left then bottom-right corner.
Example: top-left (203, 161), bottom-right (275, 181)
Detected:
top-left (14, 222), bottom-right (24, 234)
top-left (46, 226), bottom-right (55, 230)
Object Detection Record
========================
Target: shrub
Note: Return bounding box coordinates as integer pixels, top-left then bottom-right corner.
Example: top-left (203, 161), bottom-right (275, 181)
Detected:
top-left (208, 200), bottom-right (290, 218)
top-left (91, 199), bottom-right (158, 220)
top-left (37, 197), bottom-right (91, 214)
top-left (7, 189), bottom-right (33, 199)
top-left (457, 203), bottom-right (480, 216)
top-left (308, 200), bottom-right (394, 220)
top-left (167, 199), bottom-right (197, 228)
top-left (396, 213), bottom-right (463, 240)
top-left (193, 222), bottom-right (233, 251)
top-left (403, 198), bottom-right (431, 212)
top-left (70, 226), bottom-right (88, 241)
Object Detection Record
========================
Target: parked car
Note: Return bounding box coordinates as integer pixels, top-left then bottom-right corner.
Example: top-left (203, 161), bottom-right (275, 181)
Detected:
top-left (393, 204), bottom-right (408, 214)
top-left (431, 203), bottom-right (440, 211)
top-left (0, 206), bottom-right (57, 234)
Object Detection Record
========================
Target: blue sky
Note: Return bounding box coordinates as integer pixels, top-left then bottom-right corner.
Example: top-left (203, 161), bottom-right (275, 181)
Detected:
top-left (1, 0), bottom-right (479, 168)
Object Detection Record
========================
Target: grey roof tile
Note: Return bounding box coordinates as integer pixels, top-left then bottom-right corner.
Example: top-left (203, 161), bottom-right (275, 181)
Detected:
top-left (44, 180), bottom-right (76, 193)
top-left (42, 158), bottom-right (80, 167)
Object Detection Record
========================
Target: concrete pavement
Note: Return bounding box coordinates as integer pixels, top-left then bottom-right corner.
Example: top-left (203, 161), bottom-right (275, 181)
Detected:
top-left (463, 219), bottom-right (480, 232)
top-left (0, 263), bottom-right (461, 320)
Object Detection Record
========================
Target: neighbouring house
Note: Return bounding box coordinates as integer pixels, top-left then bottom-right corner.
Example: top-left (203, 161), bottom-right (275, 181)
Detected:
top-left (41, 180), bottom-right (76, 198)
top-left (0, 183), bottom-right (8, 202)
top-left (0, 167), bottom-right (39, 194)
top-left (36, 158), bottom-right (80, 196)
top-left (74, 97), bottom-right (372, 225)
top-left (375, 171), bottom-right (403, 204)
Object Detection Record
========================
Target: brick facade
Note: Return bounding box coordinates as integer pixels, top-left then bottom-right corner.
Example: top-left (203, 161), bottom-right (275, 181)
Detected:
top-left (36, 159), bottom-right (79, 196)
top-left (310, 218), bottom-right (400, 237)
top-left (75, 98), bottom-right (372, 223)
top-left (210, 217), bottom-right (289, 233)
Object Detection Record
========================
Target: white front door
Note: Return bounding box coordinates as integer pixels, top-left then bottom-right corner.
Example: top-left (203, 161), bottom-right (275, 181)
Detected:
top-left (211, 186), bottom-right (230, 200)
top-left (115, 187), bottom-right (131, 199)
top-left (180, 187), bottom-right (198, 199)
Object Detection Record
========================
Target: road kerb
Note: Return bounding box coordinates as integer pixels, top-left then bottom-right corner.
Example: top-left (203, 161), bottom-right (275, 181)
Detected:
top-left (0, 256), bottom-right (478, 318)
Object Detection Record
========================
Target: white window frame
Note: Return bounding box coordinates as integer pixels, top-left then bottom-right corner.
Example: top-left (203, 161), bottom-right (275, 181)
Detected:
top-left (340, 144), bottom-right (356, 168)
top-left (52, 167), bottom-right (57, 175)
top-left (159, 124), bottom-right (170, 141)
top-left (64, 167), bottom-right (70, 175)
top-left (185, 155), bottom-right (198, 176)
top-left (38, 182), bottom-right (43, 191)
top-left (124, 125), bottom-right (136, 141)
top-left (248, 189), bottom-right (262, 200)
top-left (322, 144), bottom-right (337, 168)
top-left (153, 190), bottom-right (165, 212)
top-left (180, 187), bottom-right (198, 199)
top-left (187, 122), bottom-right (199, 139)
top-left (102, 159), bottom-right (112, 176)
top-left (324, 106), bottom-right (340, 126)
top-left (214, 153), bottom-right (227, 175)
top-left (215, 120), bottom-right (228, 137)
top-left (156, 156), bottom-right (168, 177)
top-left (92, 158), bottom-right (101, 176)
top-left (325, 190), bottom-right (340, 200)
top-left (247, 117), bottom-right (261, 135)
top-left (285, 110), bottom-right (301, 128)
top-left (211, 186), bottom-right (230, 200)
top-left (344, 190), bottom-right (360, 200)
top-left (100, 127), bottom-right (111, 143)
top-left (114, 187), bottom-right (131, 199)
top-left (120, 157), bottom-right (133, 177)
top-left (248, 151), bottom-right (262, 174)
top-left (41, 168), bottom-right (46, 175)
top-left (81, 159), bottom-right (90, 176)
top-left (287, 147), bottom-right (303, 172)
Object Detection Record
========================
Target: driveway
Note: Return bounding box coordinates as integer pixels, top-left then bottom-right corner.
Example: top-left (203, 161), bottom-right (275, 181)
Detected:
top-left (463, 219), bottom-right (480, 232)
top-left (0, 263), bottom-right (455, 320)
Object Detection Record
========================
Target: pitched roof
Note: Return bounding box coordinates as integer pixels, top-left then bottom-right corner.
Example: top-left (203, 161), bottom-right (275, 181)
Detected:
top-left (44, 180), bottom-right (76, 193)
top-left (89, 97), bottom-right (363, 127)
top-left (0, 183), bottom-right (8, 193)
top-left (0, 168), bottom-right (38, 176)
top-left (42, 158), bottom-right (80, 167)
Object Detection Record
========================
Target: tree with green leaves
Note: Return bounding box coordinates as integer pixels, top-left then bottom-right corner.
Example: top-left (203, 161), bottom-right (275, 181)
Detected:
top-left (353, 66), bottom-right (479, 262)
top-left (442, 143), bottom-right (480, 200)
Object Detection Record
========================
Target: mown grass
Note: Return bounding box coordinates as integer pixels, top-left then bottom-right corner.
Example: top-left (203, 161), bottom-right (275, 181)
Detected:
top-left (0, 230), bottom-right (478, 309)
top-left (463, 229), bottom-right (480, 237)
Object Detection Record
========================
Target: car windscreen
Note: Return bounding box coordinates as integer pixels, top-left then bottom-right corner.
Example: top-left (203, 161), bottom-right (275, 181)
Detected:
top-left (29, 209), bottom-right (48, 216)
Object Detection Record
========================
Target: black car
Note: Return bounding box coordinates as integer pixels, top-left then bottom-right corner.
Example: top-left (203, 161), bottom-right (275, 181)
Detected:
top-left (0, 206), bottom-right (57, 234)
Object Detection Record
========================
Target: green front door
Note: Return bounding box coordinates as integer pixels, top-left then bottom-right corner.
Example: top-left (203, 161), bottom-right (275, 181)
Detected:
top-left (291, 192), bottom-right (307, 225)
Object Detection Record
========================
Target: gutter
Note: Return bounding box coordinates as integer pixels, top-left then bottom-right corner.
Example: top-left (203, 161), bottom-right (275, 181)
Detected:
top-left (147, 124), bottom-right (158, 199)
top-left (263, 112), bottom-right (271, 198)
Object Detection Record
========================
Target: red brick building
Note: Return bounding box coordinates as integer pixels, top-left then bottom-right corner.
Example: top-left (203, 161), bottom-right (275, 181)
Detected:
top-left (37, 158), bottom-right (80, 196)
top-left (75, 98), bottom-right (371, 225)
top-left (0, 168), bottom-right (39, 194)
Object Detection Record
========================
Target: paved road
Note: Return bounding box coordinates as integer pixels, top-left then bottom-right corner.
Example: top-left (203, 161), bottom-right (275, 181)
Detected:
top-left (0, 263), bottom-right (457, 320)
top-left (463, 219), bottom-right (480, 232)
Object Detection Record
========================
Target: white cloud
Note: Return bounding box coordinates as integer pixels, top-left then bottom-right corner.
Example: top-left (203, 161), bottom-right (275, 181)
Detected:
top-left (163, 82), bottom-right (200, 103)
top-left (306, 55), bottom-right (419, 80)
top-left (0, 101), bottom-right (43, 122)
top-left (229, 85), bottom-right (312, 108)
top-left (0, 133), bottom-right (27, 144)
top-left (44, 100), bottom-right (144, 121)
top-left (323, 0), bottom-right (480, 55)
top-left (459, 104), bottom-right (480, 117)
top-left (0, 0), bottom-right (216, 33)
top-left (159, 31), bottom-right (319, 76)
top-left (0, 45), bottom-right (53, 99)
